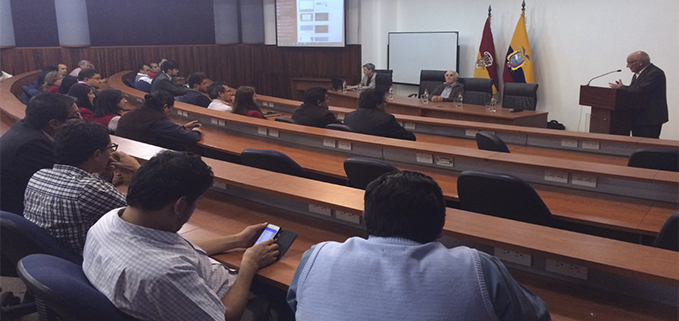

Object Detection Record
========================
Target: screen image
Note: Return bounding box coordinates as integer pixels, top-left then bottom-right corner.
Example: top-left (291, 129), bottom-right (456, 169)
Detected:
top-left (276, 0), bottom-right (345, 47)
top-left (255, 225), bottom-right (280, 244)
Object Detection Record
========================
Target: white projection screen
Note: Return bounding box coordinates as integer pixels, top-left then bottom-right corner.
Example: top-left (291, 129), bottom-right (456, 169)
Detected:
top-left (276, 0), bottom-right (345, 47)
top-left (388, 32), bottom-right (459, 85)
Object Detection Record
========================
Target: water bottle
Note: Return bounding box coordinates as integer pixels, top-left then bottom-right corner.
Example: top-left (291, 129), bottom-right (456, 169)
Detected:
top-left (489, 95), bottom-right (497, 112)
top-left (358, 83), bottom-right (363, 91)
top-left (455, 93), bottom-right (463, 108)
top-left (388, 86), bottom-right (394, 100)
top-left (342, 80), bottom-right (347, 92)
top-left (422, 89), bottom-right (429, 104)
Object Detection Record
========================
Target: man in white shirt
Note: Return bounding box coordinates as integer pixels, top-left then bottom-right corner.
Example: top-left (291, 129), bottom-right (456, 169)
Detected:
top-left (207, 81), bottom-right (234, 112)
top-left (135, 64), bottom-right (152, 83)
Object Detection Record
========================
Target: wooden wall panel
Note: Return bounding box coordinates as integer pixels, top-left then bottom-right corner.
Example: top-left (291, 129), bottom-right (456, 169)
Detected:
top-left (0, 44), bottom-right (361, 99)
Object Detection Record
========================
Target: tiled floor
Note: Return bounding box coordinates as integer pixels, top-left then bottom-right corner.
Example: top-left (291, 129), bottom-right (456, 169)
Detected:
top-left (0, 276), bottom-right (38, 321)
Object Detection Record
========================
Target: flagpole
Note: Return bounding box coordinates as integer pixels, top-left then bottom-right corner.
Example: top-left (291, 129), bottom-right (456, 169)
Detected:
top-left (522, 0), bottom-right (526, 11)
top-left (488, 5), bottom-right (491, 17)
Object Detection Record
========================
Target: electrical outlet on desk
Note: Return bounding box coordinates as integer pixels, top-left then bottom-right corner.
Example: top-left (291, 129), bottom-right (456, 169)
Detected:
top-left (494, 247), bottom-right (532, 267)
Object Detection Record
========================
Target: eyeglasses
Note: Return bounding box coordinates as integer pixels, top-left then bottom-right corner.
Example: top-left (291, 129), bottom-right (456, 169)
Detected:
top-left (65, 111), bottom-right (82, 120)
top-left (103, 143), bottom-right (118, 152)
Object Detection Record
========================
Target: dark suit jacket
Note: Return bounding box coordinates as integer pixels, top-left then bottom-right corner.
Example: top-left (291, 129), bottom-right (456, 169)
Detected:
top-left (151, 72), bottom-right (189, 96)
top-left (618, 64), bottom-right (668, 127)
top-left (430, 82), bottom-right (465, 102)
top-left (344, 108), bottom-right (416, 141)
top-left (292, 103), bottom-right (341, 128)
top-left (178, 89), bottom-right (211, 108)
top-left (0, 120), bottom-right (56, 215)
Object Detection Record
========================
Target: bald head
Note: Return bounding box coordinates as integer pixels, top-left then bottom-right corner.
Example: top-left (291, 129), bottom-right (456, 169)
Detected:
top-left (626, 51), bottom-right (650, 73)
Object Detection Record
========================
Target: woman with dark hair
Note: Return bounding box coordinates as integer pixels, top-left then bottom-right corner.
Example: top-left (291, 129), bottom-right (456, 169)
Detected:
top-left (232, 86), bottom-right (264, 119)
top-left (93, 88), bottom-right (128, 133)
top-left (40, 71), bottom-right (63, 93)
top-left (67, 83), bottom-right (96, 121)
top-left (116, 90), bottom-right (202, 150)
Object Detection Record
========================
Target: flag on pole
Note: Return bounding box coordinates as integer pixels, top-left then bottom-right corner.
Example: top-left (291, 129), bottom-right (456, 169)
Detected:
top-left (503, 1), bottom-right (534, 84)
top-left (473, 6), bottom-right (499, 94)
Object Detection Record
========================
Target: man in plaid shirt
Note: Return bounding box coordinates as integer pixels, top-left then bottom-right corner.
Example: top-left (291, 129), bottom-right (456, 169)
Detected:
top-left (23, 121), bottom-right (140, 255)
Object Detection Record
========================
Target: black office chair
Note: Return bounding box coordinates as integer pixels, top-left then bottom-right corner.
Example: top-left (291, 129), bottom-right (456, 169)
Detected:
top-left (344, 157), bottom-right (399, 189)
top-left (241, 149), bottom-right (308, 178)
top-left (0, 211), bottom-right (83, 320)
top-left (460, 78), bottom-right (493, 105)
top-left (476, 131), bottom-right (510, 153)
top-left (123, 78), bottom-right (136, 88)
top-left (133, 80), bottom-right (151, 93)
top-left (457, 170), bottom-right (553, 227)
top-left (326, 123), bottom-right (353, 132)
top-left (503, 83), bottom-right (538, 111)
top-left (274, 117), bottom-right (298, 124)
top-left (408, 70), bottom-right (446, 98)
top-left (18, 254), bottom-right (139, 321)
top-left (375, 73), bottom-right (393, 95)
top-left (374, 69), bottom-right (393, 76)
top-left (627, 148), bottom-right (679, 172)
top-left (653, 212), bottom-right (679, 251)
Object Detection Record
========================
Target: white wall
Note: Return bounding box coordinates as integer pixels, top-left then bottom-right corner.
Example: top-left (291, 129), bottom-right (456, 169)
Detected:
top-left (357, 0), bottom-right (679, 140)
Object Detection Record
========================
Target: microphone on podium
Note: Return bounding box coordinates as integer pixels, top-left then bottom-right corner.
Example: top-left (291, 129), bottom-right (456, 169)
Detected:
top-left (586, 69), bottom-right (622, 86)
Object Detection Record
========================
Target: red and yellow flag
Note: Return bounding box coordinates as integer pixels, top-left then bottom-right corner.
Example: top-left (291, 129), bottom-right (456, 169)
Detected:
top-left (503, 5), bottom-right (534, 84)
top-left (473, 7), bottom-right (499, 94)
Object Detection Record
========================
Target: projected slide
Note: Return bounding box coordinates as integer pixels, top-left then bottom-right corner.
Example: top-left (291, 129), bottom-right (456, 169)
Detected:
top-left (276, 0), bottom-right (345, 47)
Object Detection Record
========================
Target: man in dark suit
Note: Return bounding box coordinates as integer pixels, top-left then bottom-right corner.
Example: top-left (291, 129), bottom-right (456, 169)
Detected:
top-left (344, 89), bottom-right (416, 141)
top-left (0, 94), bottom-right (81, 215)
top-left (151, 60), bottom-right (189, 97)
top-left (292, 87), bottom-right (341, 128)
top-left (177, 72), bottom-right (212, 107)
top-left (609, 51), bottom-right (668, 138)
top-left (431, 70), bottom-right (464, 102)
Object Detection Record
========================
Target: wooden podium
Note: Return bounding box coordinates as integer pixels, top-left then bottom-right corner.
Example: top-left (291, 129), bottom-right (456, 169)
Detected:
top-left (579, 86), bottom-right (645, 135)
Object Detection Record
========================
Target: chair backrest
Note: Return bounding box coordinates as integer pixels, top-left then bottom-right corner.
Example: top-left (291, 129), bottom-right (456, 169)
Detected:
top-left (374, 69), bottom-right (393, 76)
top-left (123, 78), bottom-right (135, 88)
top-left (418, 70), bottom-right (446, 98)
top-left (457, 170), bottom-right (553, 227)
top-left (653, 212), bottom-right (679, 251)
top-left (375, 73), bottom-right (393, 94)
top-left (502, 83), bottom-right (538, 111)
top-left (326, 123), bottom-right (353, 132)
top-left (343, 157), bottom-right (399, 189)
top-left (627, 148), bottom-right (679, 172)
top-left (18, 254), bottom-right (139, 321)
top-left (133, 80), bottom-right (151, 93)
top-left (475, 131), bottom-right (510, 153)
top-left (0, 211), bottom-right (81, 277)
top-left (461, 78), bottom-right (493, 105)
top-left (241, 149), bottom-right (308, 178)
top-left (274, 116), bottom-right (298, 124)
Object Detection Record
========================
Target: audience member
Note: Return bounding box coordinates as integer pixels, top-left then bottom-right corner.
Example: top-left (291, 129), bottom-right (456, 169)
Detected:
top-left (68, 83), bottom-right (96, 121)
top-left (135, 64), bottom-right (152, 83)
top-left (344, 88), bottom-right (416, 141)
top-left (291, 87), bottom-right (340, 128)
top-left (287, 171), bottom-right (550, 321)
top-left (83, 150), bottom-right (279, 321)
top-left (0, 94), bottom-right (80, 215)
top-left (151, 60), bottom-right (189, 97)
top-left (40, 71), bottom-right (63, 93)
top-left (179, 72), bottom-right (212, 107)
top-left (69, 60), bottom-right (94, 77)
top-left (37, 66), bottom-right (58, 89)
top-left (78, 68), bottom-right (103, 95)
top-left (233, 86), bottom-right (265, 119)
top-left (59, 75), bottom-right (79, 94)
top-left (93, 88), bottom-right (127, 132)
top-left (148, 62), bottom-right (160, 79)
top-left (431, 70), bottom-right (464, 102)
top-left (347, 63), bottom-right (376, 90)
top-left (58, 63), bottom-right (68, 76)
top-left (116, 90), bottom-right (201, 150)
top-left (207, 81), bottom-right (233, 112)
top-left (24, 121), bottom-right (140, 255)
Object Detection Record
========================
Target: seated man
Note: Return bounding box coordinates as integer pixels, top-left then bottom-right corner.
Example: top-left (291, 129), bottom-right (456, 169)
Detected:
top-left (148, 62), bottom-right (160, 79)
top-left (292, 87), bottom-right (341, 128)
top-left (151, 60), bottom-right (189, 97)
top-left (77, 68), bottom-right (103, 95)
top-left (207, 81), bottom-right (234, 112)
top-left (24, 121), bottom-right (140, 255)
top-left (58, 63), bottom-right (68, 76)
top-left (135, 64), bottom-right (152, 83)
top-left (347, 63), bottom-right (376, 90)
top-left (69, 59), bottom-right (94, 77)
top-left (431, 70), bottom-right (464, 102)
top-left (287, 171), bottom-right (550, 321)
top-left (344, 88), bottom-right (416, 141)
top-left (179, 72), bottom-right (212, 108)
top-left (0, 94), bottom-right (80, 215)
top-left (83, 151), bottom-right (279, 321)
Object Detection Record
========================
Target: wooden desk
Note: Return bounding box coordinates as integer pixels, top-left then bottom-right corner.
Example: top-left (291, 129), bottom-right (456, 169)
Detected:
top-left (289, 77), bottom-right (333, 101)
top-left (327, 90), bottom-right (550, 128)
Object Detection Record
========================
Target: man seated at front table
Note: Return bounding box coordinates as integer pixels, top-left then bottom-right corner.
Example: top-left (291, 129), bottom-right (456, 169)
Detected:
top-left (24, 121), bottom-right (140, 255)
top-left (431, 70), bottom-right (464, 102)
top-left (287, 171), bottom-right (551, 321)
top-left (291, 87), bottom-right (341, 128)
top-left (151, 60), bottom-right (189, 97)
top-left (83, 151), bottom-right (280, 321)
top-left (207, 81), bottom-right (234, 112)
top-left (344, 88), bottom-right (416, 141)
top-left (178, 72), bottom-right (212, 108)
top-left (346, 63), bottom-right (376, 90)
top-left (0, 94), bottom-right (81, 215)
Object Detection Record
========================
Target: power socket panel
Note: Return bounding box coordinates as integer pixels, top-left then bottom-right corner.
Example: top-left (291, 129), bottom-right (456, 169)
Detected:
top-left (560, 139), bottom-right (578, 148)
top-left (308, 204), bottom-right (332, 216)
top-left (335, 211), bottom-right (361, 224)
top-left (546, 259), bottom-right (588, 280)
top-left (465, 129), bottom-right (478, 137)
top-left (416, 153), bottom-right (434, 164)
top-left (544, 170), bottom-right (568, 184)
top-left (493, 247), bottom-right (532, 267)
top-left (571, 174), bottom-right (597, 188)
